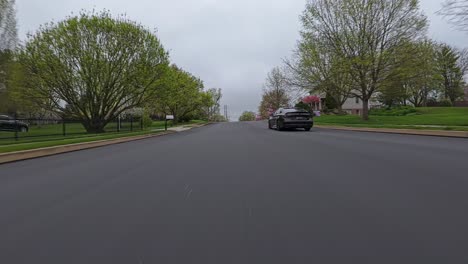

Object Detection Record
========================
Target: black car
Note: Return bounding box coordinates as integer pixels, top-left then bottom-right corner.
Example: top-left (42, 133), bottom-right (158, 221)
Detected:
top-left (0, 115), bottom-right (29, 132)
top-left (268, 108), bottom-right (313, 131)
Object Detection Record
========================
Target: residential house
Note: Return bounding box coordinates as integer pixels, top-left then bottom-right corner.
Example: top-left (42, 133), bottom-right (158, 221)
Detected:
top-left (341, 97), bottom-right (366, 115)
top-left (318, 95), bottom-right (378, 116)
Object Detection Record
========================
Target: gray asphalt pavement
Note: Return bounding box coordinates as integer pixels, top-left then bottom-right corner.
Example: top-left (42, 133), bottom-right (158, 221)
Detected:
top-left (1, 121), bottom-right (468, 264)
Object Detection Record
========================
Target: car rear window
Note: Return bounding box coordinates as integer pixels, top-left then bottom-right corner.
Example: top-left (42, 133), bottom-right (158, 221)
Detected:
top-left (284, 109), bottom-right (309, 114)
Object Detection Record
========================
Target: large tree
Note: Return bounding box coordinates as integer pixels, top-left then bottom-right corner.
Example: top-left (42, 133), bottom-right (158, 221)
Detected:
top-left (258, 67), bottom-right (290, 119)
top-left (17, 11), bottom-right (169, 133)
top-left (435, 44), bottom-right (465, 104)
top-left (439, 0), bottom-right (468, 31)
top-left (302, 0), bottom-right (427, 120)
top-left (205, 88), bottom-right (223, 121)
top-left (154, 65), bottom-right (210, 124)
top-left (380, 40), bottom-right (439, 107)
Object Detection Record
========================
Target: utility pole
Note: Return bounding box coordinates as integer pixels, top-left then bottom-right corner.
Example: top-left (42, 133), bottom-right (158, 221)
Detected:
top-left (224, 105), bottom-right (229, 121)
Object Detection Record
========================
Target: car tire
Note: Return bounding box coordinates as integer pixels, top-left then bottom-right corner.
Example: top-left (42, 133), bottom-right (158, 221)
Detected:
top-left (268, 121), bottom-right (272, 129)
top-left (304, 127), bottom-right (311, 131)
top-left (276, 120), bottom-right (283, 131)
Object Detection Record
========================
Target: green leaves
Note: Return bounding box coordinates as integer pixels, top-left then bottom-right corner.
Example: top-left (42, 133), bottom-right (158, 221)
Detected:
top-left (239, 111), bottom-right (256, 122)
top-left (19, 10), bottom-right (169, 133)
top-left (152, 64), bottom-right (209, 124)
top-left (435, 44), bottom-right (465, 104)
top-left (295, 0), bottom-right (428, 119)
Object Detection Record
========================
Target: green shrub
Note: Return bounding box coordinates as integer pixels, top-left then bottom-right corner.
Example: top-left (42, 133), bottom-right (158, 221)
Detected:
top-left (426, 98), bottom-right (438, 107)
top-left (239, 111), bottom-right (256, 121)
top-left (295, 101), bottom-right (310, 112)
top-left (324, 95), bottom-right (339, 110)
top-left (178, 115), bottom-right (192, 123)
top-left (141, 108), bottom-right (153, 128)
top-left (438, 99), bottom-right (453, 107)
top-left (370, 106), bottom-right (417, 116)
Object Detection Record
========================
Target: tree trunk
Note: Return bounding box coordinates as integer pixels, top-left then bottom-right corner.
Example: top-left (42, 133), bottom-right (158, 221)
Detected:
top-left (83, 119), bottom-right (106, 134)
top-left (362, 99), bottom-right (369, 121)
top-left (450, 96), bottom-right (456, 105)
top-left (172, 114), bottom-right (178, 126)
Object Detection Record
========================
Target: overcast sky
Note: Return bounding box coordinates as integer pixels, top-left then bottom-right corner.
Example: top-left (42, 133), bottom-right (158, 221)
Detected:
top-left (16, 0), bottom-right (468, 120)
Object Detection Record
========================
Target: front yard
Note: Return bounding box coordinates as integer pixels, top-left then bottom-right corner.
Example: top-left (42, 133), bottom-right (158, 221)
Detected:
top-left (314, 107), bottom-right (468, 131)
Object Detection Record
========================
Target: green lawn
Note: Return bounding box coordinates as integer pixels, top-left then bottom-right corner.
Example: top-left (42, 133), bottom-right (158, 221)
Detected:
top-left (0, 120), bottom-right (143, 145)
top-left (314, 107), bottom-right (468, 130)
top-left (0, 120), bottom-right (141, 139)
top-left (0, 120), bottom-right (208, 153)
top-left (0, 130), bottom-right (165, 153)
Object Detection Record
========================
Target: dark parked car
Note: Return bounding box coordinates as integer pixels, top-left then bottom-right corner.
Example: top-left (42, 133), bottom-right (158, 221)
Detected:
top-left (0, 115), bottom-right (29, 132)
top-left (268, 108), bottom-right (313, 131)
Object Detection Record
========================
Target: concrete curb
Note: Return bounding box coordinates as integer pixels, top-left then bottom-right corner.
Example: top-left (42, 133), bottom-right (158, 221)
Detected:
top-left (0, 131), bottom-right (175, 165)
top-left (316, 125), bottom-right (468, 138)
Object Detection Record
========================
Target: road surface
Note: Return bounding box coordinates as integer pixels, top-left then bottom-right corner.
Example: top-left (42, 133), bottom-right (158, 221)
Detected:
top-left (1, 122), bottom-right (468, 264)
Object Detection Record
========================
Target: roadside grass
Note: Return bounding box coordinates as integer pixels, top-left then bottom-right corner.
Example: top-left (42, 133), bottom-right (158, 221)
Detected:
top-left (0, 121), bottom-right (139, 143)
top-left (315, 107), bottom-right (468, 130)
top-left (0, 120), bottom-right (207, 153)
top-left (0, 130), bottom-right (166, 153)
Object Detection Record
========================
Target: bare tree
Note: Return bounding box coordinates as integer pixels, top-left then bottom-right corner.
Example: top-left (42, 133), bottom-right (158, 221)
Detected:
top-left (206, 88), bottom-right (222, 121)
top-left (457, 47), bottom-right (468, 75)
top-left (0, 0), bottom-right (17, 114)
top-left (302, 0), bottom-right (427, 120)
top-left (0, 0), bottom-right (17, 51)
top-left (438, 0), bottom-right (468, 31)
top-left (258, 67), bottom-right (291, 118)
top-left (264, 67), bottom-right (290, 108)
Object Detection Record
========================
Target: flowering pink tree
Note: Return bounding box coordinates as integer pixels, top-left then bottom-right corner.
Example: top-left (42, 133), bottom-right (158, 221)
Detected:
top-left (267, 107), bottom-right (275, 116)
top-left (302, 95), bottom-right (321, 111)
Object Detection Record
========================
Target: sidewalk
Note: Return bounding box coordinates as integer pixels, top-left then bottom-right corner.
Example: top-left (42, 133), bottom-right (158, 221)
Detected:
top-left (316, 125), bottom-right (468, 138)
top-left (152, 123), bottom-right (210, 133)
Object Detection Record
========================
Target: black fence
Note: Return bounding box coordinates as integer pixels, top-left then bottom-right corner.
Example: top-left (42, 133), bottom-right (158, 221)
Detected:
top-left (0, 115), bottom-right (145, 143)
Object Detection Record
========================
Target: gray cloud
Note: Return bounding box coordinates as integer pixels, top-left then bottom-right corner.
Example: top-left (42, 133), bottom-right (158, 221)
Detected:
top-left (16, 0), bottom-right (468, 120)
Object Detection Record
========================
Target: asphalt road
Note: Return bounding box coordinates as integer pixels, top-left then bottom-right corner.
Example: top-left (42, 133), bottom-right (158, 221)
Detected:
top-left (1, 122), bottom-right (468, 264)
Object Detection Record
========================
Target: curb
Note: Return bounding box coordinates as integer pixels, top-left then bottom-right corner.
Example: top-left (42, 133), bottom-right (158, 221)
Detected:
top-left (315, 125), bottom-right (468, 138)
top-left (0, 131), bottom-right (175, 165)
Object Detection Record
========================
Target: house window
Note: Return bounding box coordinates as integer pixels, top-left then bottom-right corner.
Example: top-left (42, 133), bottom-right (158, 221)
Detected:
top-left (355, 97), bottom-right (360, 104)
